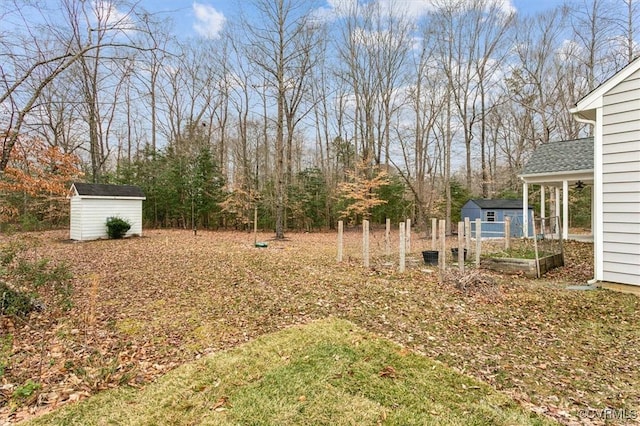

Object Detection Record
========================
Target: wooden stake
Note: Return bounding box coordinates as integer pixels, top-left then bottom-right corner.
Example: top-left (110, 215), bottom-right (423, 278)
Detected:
top-left (458, 221), bottom-right (465, 273)
top-left (399, 222), bottom-right (406, 273)
top-left (385, 218), bottom-right (391, 256)
top-left (254, 206), bottom-right (258, 245)
top-left (505, 216), bottom-right (511, 250)
top-left (406, 218), bottom-right (411, 254)
top-left (363, 220), bottom-right (370, 268)
top-left (337, 220), bottom-right (344, 262)
top-left (475, 218), bottom-right (482, 267)
top-left (439, 219), bottom-right (446, 272)
top-left (431, 217), bottom-right (437, 250)
top-left (465, 217), bottom-right (471, 256)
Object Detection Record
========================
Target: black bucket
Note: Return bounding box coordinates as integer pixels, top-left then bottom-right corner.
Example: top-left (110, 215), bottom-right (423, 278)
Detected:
top-left (422, 250), bottom-right (439, 266)
top-left (451, 248), bottom-right (467, 262)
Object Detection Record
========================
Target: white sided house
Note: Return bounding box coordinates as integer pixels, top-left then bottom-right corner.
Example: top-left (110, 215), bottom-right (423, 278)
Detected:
top-left (69, 183), bottom-right (146, 241)
top-left (570, 56), bottom-right (640, 292)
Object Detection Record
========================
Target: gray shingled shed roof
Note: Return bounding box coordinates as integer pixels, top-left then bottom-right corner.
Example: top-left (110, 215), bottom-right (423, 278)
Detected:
top-left (72, 182), bottom-right (145, 198)
top-left (520, 137), bottom-right (593, 176)
top-left (468, 199), bottom-right (532, 210)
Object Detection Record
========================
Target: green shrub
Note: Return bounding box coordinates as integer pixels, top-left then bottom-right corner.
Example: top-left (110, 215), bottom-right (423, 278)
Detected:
top-left (12, 379), bottom-right (40, 402)
top-left (0, 282), bottom-right (37, 316)
top-left (0, 243), bottom-right (19, 267)
top-left (0, 243), bottom-right (74, 314)
top-left (106, 217), bottom-right (132, 239)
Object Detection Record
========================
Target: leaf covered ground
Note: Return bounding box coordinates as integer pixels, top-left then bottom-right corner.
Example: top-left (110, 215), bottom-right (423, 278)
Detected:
top-left (24, 318), bottom-right (552, 426)
top-left (1, 229), bottom-right (639, 425)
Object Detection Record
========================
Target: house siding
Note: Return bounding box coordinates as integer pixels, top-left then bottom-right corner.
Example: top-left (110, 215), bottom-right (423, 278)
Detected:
top-left (601, 67), bottom-right (640, 286)
top-left (69, 197), bottom-right (83, 240)
top-left (71, 198), bottom-right (143, 241)
top-left (601, 130), bottom-right (640, 145)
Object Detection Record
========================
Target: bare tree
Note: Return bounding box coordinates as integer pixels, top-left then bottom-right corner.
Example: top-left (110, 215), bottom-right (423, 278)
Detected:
top-left (1, 0), bottom-right (154, 177)
top-left (335, 1), bottom-right (376, 167)
top-left (570, 0), bottom-right (618, 90)
top-left (430, 0), bottom-right (513, 196)
top-left (372, 4), bottom-right (413, 168)
top-left (509, 7), bottom-right (572, 145)
top-left (244, 0), bottom-right (320, 239)
top-left (335, 1), bottom-right (412, 170)
top-left (472, 4), bottom-right (514, 197)
top-left (399, 24), bottom-right (446, 228)
top-left (27, 69), bottom-right (85, 154)
top-left (615, 0), bottom-right (639, 66)
top-left (132, 12), bottom-right (174, 153)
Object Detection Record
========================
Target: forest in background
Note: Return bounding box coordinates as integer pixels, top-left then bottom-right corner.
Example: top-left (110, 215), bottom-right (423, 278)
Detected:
top-left (1, 0), bottom-right (637, 236)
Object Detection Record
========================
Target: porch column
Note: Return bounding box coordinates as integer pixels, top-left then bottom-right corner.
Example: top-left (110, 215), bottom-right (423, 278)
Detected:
top-left (590, 185), bottom-right (595, 237)
top-left (523, 182), bottom-right (529, 238)
top-left (540, 185), bottom-right (546, 234)
top-left (555, 186), bottom-right (561, 238)
top-left (562, 180), bottom-right (569, 240)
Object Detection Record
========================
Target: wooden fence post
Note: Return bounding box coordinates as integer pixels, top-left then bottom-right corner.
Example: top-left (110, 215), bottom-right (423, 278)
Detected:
top-left (431, 218), bottom-right (437, 250)
top-left (505, 216), bottom-right (511, 250)
top-left (363, 220), bottom-right (370, 268)
top-left (439, 219), bottom-right (446, 272)
top-left (385, 218), bottom-right (391, 256)
top-left (458, 221), bottom-right (465, 273)
top-left (399, 222), bottom-right (406, 273)
top-left (337, 220), bottom-right (343, 262)
top-left (254, 206), bottom-right (258, 245)
top-left (465, 217), bottom-right (471, 256)
top-left (406, 218), bottom-right (411, 254)
top-left (475, 218), bottom-right (482, 267)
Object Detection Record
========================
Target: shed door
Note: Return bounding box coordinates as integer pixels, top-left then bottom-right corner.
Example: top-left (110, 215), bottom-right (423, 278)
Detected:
top-left (503, 210), bottom-right (522, 237)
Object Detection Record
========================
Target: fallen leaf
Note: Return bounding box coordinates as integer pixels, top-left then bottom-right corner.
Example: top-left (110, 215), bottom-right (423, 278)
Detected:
top-left (212, 396), bottom-right (229, 411)
top-left (379, 365), bottom-right (398, 379)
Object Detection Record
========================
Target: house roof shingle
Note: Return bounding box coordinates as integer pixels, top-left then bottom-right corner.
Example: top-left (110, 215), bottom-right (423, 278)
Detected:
top-left (468, 199), bottom-right (530, 210)
top-left (72, 182), bottom-right (145, 198)
top-left (520, 137), bottom-right (594, 176)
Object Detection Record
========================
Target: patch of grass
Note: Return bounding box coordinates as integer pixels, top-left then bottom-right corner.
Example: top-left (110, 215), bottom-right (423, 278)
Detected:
top-left (0, 333), bottom-right (11, 378)
top-left (488, 248), bottom-right (538, 259)
top-left (115, 318), bottom-right (144, 336)
top-left (24, 319), bottom-right (551, 426)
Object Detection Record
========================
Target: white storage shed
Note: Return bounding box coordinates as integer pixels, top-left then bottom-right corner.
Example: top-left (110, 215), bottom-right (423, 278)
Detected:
top-left (69, 182), bottom-right (146, 241)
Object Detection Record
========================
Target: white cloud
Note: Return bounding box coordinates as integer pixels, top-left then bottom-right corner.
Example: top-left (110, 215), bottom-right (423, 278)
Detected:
top-left (557, 39), bottom-right (582, 62)
top-left (193, 2), bottom-right (225, 39)
top-left (488, 0), bottom-right (516, 15)
top-left (92, 1), bottom-right (135, 31)
top-left (378, 0), bottom-right (435, 18)
top-left (315, 0), bottom-right (515, 21)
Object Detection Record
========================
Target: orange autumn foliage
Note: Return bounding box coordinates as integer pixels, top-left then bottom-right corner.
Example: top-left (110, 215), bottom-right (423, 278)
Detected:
top-left (337, 161), bottom-right (390, 220)
top-left (0, 136), bottom-right (83, 223)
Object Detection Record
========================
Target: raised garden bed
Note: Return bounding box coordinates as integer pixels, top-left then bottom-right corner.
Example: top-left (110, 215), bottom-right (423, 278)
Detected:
top-left (481, 253), bottom-right (564, 278)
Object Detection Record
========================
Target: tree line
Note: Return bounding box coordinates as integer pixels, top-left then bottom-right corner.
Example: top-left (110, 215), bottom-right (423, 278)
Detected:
top-left (1, 0), bottom-right (637, 235)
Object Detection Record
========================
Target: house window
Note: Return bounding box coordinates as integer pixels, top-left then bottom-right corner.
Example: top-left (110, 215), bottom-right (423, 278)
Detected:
top-left (485, 211), bottom-right (496, 222)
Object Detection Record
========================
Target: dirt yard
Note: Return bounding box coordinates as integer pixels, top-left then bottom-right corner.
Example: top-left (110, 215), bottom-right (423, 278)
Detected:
top-left (1, 229), bottom-right (638, 425)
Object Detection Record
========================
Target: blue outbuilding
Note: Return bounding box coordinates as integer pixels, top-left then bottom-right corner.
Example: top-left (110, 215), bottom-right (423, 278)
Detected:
top-left (461, 199), bottom-right (534, 238)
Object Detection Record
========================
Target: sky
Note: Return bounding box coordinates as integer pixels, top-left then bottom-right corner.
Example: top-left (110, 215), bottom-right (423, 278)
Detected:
top-left (139, 0), bottom-right (567, 40)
